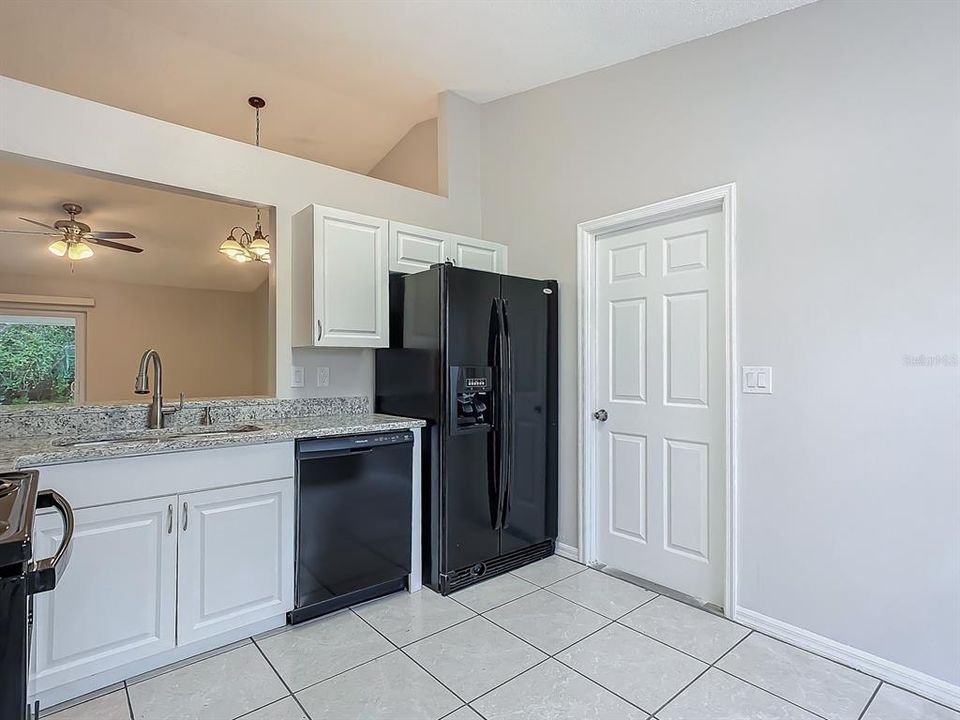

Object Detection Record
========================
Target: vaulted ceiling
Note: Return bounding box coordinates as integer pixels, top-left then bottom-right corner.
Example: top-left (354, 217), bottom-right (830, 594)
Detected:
top-left (0, 0), bottom-right (813, 174)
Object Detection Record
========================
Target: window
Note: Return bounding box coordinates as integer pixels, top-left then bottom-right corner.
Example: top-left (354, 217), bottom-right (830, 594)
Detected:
top-left (0, 310), bottom-right (85, 406)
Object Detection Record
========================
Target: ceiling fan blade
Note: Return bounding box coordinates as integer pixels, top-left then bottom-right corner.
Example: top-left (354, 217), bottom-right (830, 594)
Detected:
top-left (0, 228), bottom-right (62, 236)
top-left (86, 237), bottom-right (143, 253)
top-left (19, 217), bottom-right (56, 230)
top-left (89, 231), bottom-right (136, 239)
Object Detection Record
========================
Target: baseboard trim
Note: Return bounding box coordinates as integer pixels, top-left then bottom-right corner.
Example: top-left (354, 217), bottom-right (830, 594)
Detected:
top-left (735, 607), bottom-right (960, 711)
top-left (555, 542), bottom-right (580, 562)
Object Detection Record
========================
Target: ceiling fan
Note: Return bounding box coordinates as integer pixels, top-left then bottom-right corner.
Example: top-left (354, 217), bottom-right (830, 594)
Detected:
top-left (0, 203), bottom-right (143, 261)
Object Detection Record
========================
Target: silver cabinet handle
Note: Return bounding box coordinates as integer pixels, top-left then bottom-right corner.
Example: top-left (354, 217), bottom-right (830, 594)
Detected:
top-left (167, 504), bottom-right (173, 534)
top-left (317, 320), bottom-right (323, 341)
top-left (182, 501), bottom-right (188, 531)
top-left (593, 409), bottom-right (608, 422)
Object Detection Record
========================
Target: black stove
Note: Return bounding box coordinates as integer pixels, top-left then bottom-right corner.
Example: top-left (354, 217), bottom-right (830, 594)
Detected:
top-left (0, 470), bottom-right (74, 720)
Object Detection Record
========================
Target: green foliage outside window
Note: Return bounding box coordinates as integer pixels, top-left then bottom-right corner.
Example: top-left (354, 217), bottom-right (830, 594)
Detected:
top-left (0, 322), bottom-right (76, 405)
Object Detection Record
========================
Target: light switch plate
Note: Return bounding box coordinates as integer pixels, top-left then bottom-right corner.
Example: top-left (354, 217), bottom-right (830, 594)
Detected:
top-left (742, 366), bottom-right (773, 394)
top-left (316, 367), bottom-right (330, 387)
top-left (290, 366), bottom-right (304, 388)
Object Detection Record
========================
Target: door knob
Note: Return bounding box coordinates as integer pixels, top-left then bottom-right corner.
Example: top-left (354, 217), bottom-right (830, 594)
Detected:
top-left (593, 409), bottom-right (608, 422)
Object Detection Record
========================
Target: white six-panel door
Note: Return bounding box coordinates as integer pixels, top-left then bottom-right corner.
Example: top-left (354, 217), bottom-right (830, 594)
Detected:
top-left (594, 210), bottom-right (726, 604)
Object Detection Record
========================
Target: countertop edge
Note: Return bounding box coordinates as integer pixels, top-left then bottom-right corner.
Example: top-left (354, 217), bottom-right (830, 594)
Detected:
top-left (2, 414), bottom-right (427, 473)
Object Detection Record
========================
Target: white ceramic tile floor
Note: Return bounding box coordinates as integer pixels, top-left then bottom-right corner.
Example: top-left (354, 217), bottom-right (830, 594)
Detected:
top-left (44, 557), bottom-right (960, 720)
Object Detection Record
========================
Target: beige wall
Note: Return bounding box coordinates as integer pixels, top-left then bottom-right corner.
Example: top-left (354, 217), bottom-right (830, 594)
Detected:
top-left (0, 273), bottom-right (270, 402)
top-left (368, 118), bottom-right (439, 194)
top-left (479, 0), bottom-right (959, 687)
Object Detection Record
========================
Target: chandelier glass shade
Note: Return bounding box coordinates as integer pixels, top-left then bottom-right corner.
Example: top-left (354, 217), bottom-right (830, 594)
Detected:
top-left (218, 224), bottom-right (271, 264)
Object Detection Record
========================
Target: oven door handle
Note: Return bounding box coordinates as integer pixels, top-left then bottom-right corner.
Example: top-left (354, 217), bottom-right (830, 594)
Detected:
top-left (28, 489), bottom-right (75, 595)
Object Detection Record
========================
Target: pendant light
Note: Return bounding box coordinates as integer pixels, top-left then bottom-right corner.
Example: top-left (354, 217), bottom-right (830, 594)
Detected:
top-left (218, 96), bottom-right (271, 264)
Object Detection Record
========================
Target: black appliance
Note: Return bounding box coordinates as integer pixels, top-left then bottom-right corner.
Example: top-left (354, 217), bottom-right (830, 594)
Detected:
top-left (0, 470), bottom-right (74, 720)
top-left (376, 263), bottom-right (558, 594)
top-left (290, 431), bottom-right (414, 624)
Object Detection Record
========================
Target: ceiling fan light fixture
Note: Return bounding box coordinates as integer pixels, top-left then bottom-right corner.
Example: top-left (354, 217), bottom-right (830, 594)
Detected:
top-left (67, 241), bottom-right (94, 261)
top-left (48, 239), bottom-right (68, 257)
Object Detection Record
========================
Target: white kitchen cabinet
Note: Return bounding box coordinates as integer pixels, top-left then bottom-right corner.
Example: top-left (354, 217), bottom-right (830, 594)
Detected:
top-left (32, 496), bottom-right (178, 694)
top-left (177, 479), bottom-right (294, 645)
top-left (389, 221), bottom-right (448, 274)
top-left (32, 447), bottom-right (295, 703)
top-left (451, 235), bottom-right (508, 273)
top-left (292, 204), bottom-right (389, 348)
top-left (388, 222), bottom-right (508, 275)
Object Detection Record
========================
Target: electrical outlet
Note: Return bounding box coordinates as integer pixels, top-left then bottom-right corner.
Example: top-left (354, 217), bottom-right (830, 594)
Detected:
top-left (316, 367), bottom-right (330, 387)
top-left (290, 366), bottom-right (304, 388)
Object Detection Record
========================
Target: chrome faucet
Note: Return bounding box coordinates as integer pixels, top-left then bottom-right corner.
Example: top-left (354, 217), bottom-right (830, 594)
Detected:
top-left (134, 349), bottom-right (183, 429)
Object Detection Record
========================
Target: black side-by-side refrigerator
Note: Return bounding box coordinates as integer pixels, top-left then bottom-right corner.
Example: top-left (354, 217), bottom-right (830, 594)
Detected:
top-left (376, 263), bottom-right (558, 594)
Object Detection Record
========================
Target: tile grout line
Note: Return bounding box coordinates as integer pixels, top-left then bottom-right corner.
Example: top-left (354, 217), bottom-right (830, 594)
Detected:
top-left (466, 656), bottom-right (555, 708)
top-left (612, 612), bottom-right (743, 666)
top-left (856, 683), bottom-right (883, 720)
top-left (708, 627), bottom-right (876, 720)
top-left (248, 636), bottom-right (313, 720)
top-left (348, 605), bottom-right (471, 708)
top-left (447, 583), bottom-right (543, 614)
top-left (709, 666), bottom-right (833, 720)
top-left (542, 584), bottom-right (660, 622)
top-left (437, 704), bottom-right (467, 719)
top-left (123, 680), bottom-right (134, 720)
top-left (252, 620), bottom-right (397, 699)
top-left (645, 631), bottom-right (755, 719)
top-left (352, 603), bottom-right (480, 650)
top-left (124, 637), bottom-right (252, 688)
top-left (551, 652), bottom-right (659, 716)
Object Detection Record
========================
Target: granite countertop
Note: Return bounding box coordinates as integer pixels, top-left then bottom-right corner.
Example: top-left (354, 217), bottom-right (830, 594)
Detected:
top-left (0, 412), bottom-right (426, 473)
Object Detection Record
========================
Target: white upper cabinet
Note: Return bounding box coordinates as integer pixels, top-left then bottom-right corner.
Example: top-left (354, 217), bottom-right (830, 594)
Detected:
top-left (293, 205), bottom-right (389, 348)
top-left (390, 222), bottom-right (448, 274)
top-left (388, 222), bottom-right (508, 275)
top-left (452, 235), bottom-right (508, 273)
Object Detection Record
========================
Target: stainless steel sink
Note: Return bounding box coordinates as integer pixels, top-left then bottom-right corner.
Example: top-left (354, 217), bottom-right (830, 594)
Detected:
top-left (167, 424), bottom-right (263, 439)
top-left (53, 424), bottom-right (263, 448)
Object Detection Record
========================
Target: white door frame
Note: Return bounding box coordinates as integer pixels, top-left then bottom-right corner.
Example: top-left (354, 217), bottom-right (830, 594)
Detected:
top-left (577, 183), bottom-right (739, 616)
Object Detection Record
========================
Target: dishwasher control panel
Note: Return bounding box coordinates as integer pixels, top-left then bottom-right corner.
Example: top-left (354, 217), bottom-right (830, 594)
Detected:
top-left (350, 432), bottom-right (413, 446)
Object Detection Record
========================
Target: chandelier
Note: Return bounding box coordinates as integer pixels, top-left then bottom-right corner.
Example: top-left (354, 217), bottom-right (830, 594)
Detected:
top-left (218, 97), bottom-right (271, 264)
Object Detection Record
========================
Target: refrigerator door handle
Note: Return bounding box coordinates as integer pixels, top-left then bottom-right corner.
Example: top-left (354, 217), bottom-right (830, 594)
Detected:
top-left (500, 298), bottom-right (515, 529)
top-left (494, 297), bottom-right (510, 530)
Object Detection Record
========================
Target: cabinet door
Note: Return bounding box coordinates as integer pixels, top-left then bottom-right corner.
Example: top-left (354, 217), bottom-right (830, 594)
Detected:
top-left (313, 205), bottom-right (389, 347)
top-left (389, 222), bottom-right (449, 274)
top-left (177, 479), bottom-right (294, 646)
top-left (453, 236), bottom-right (508, 273)
top-left (32, 496), bottom-right (178, 693)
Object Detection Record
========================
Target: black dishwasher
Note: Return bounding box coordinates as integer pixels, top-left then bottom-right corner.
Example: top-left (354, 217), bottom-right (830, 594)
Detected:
top-left (290, 431), bottom-right (413, 624)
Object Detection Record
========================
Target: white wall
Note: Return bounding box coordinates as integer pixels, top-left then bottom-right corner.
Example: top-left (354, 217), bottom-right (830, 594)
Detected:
top-left (478, 0), bottom-right (960, 695)
top-left (368, 118), bottom-right (439, 194)
top-left (0, 79), bottom-right (482, 400)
